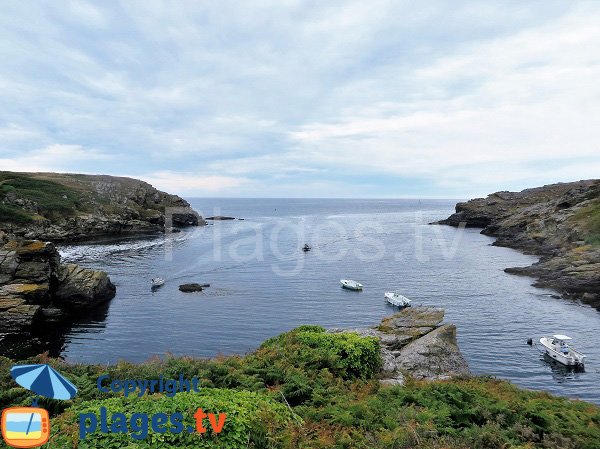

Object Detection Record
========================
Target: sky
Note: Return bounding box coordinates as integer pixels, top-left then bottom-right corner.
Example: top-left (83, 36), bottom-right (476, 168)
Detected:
top-left (0, 1), bottom-right (599, 198)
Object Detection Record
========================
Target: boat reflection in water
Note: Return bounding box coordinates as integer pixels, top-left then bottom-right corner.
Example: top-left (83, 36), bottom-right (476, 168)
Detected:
top-left (541, 353), bottom-right (585, 383)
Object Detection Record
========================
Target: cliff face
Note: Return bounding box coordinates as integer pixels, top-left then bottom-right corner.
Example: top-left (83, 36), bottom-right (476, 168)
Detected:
top-left (0, 172), bottom-right (204, 242)
top-left (0, 239), bottom-right (115, 336)
top-left (437, 179), bottom-right (600, 307)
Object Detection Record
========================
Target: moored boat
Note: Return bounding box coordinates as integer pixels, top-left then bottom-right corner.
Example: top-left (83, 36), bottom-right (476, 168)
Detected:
top-left (539, 335), bottom-right (586, 367)
top-left (340, 279), bottom-right (363, 291)
top-left (384, 291), bottom-right (411, 308)
top-left (151, 277), bottom-right (165, 288)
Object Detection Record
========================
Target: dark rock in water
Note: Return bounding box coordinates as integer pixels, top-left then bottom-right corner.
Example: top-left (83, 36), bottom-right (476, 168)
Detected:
top-left (0, 239), bottom-right (116, 334)
top-left (205, 216), bottom-right (236, 221)
top-left (329, 306), bottom-right (470, 385)
top-left (171, 211), bottom-right (203, 227)
top-left (179, 283), bottom-right (208, 292)
top-left (434, 179), bottom-right (600, 309)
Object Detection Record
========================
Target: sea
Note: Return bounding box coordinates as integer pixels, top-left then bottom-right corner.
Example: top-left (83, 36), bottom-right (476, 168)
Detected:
top-left (5, 199), bottom-right (600, 404)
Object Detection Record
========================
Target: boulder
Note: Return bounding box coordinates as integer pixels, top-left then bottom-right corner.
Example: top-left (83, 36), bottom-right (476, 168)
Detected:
top-left (395, 324), bottom-right (470, 380)
top-left (55, 264), bottom-right (116, 310)
top-left (179, 283), bottom-right (208, 293)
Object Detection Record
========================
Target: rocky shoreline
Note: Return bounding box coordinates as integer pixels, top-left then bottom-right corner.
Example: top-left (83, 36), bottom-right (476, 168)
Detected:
top-left (0, 172), bottom-right (205, 242)
top-left (0, 172), bottom-right (209, 345)
top-left (330, 306), bottom-right (470, 383)
top-left (435, 179), bottom-right (600, 308)
top-left (0, 239), bottom-right (116, 338)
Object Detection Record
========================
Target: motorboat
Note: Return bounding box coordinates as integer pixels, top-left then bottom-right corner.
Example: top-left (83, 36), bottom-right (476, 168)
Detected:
top-left (151, 278), bottom-right (165, 288)
top-left (340, 279), bottom-right (363, 291)
top-left (539, 335), bottom-right (586, 367)
top-left (384, 291), bottom-right (411, 308)
top-left (302, 244), bottom-right (311, 252)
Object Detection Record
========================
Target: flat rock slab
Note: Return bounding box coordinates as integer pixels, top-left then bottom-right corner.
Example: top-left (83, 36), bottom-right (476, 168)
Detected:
top-left (205, 216), bottom-right (237, 220)
top-left (379, 307), bottom-right (445, 334)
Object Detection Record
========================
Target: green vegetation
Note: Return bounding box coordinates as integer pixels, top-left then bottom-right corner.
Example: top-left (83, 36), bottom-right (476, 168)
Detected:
top-left (0, 172), bottom-right (86, 222)
top-left (571, 201), bottom-right (600, 246)
top-left (0, 203), bottom-right (34, 224)
top-left (48, 389), bottom-right (295, 449)
top-left (1, 326), bottom-right (599, 449)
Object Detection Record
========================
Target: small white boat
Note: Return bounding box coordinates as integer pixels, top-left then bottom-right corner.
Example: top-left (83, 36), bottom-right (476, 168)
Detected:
top-left (384, 291), bottom-right (411, 308)
top-left (151, 278), bottom-right (165, 288)
top-left (539, 335), bottom-right (586, 367)
top-left (340, 279), bottom-right (363, 291)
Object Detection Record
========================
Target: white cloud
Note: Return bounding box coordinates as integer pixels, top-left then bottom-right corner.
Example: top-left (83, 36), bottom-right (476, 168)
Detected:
top-left (139, 171), bottom-right (251, 196)
top-left (0, 1), bottom-right (598, 197)
top-left (0, 144), bottom-right (108, 172)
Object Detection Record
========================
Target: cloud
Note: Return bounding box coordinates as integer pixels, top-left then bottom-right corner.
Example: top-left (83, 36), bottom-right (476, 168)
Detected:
top-left (0, 144), bottom-right (108, 172)
top-left (139, 171), bottom-right (251, 196)
top-left (0, 1), bottom-right (598, 197)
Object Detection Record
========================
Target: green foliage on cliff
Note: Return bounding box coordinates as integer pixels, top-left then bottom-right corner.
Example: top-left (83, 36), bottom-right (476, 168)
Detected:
top-left (1, 328), bottom-right (599, 449)
top-left (0, 204), bottom-right (34, 223)
top-left (571, 200), bottom-right (600, 246)
top-left (0, 172), bottom-right (85, 222)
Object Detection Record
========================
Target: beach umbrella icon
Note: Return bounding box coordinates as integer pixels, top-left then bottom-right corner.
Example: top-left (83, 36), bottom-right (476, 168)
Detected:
top-left (10, 364), bottom-right (77, 401)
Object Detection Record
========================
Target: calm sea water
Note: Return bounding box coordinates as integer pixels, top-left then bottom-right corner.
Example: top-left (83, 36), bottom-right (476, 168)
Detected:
top-left (13, 199), bottom-right (600, 404)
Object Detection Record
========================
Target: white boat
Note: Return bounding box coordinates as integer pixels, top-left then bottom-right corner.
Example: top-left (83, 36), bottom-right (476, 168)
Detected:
top-left (539, 335), bottom-right (586, 367)
top-left (384, 291), bottom-right (411, 308)
top-left (340, 279), bottom-right (363, 291)
top-left (151, 278), bottom-right (165, 288)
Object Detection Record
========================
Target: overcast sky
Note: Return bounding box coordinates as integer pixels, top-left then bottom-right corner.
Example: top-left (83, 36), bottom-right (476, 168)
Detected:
top-left (1, 1), bottom-right (599, 198)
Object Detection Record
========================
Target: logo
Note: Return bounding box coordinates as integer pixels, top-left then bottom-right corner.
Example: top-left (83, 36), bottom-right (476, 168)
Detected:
top-left (1, 408), bottom-right (50, 448)
top-left (2, 364), bottom-right (77, 448)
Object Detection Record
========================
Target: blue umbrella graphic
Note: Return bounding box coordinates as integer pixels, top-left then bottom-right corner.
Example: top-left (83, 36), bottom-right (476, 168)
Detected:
top-left (10, 364), bottom-right (78, 435)
top-left (11, 364), bottom-right (78, 401)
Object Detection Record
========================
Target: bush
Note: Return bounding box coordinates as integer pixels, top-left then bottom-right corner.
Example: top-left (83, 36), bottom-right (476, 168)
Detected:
top-left (46, 389), bottom-right (297, 449)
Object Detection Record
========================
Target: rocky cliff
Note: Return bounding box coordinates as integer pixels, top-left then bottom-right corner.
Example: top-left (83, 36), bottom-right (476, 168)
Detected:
top-left (436, 179), bottom-right (600, 308)
top-left (330, 307), bottom-right (470, 384)
top-left (0, 172), bottom-right (204, 242)
top-left (0, 239), bottom-right (115, 336)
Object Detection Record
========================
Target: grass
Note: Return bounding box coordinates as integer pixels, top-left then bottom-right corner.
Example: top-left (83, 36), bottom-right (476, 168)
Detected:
top-left (570, 200), bottom-right (600, 246)
top-left (0, 203), bottom-right (34, 224)
top-left (1, 326), bottom-right (599, 449)
top-left (0, 172), bottom-right (87, 222)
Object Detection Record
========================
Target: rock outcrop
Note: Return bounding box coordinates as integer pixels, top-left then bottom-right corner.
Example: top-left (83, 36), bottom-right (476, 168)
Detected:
top-left (0, 240), bottom-right (115, 335)
top-left (0, 172), bottom-right (205, 242)
top-left (435, 180), bottom-right (600, 308)
top-left (330, 307), bottom-right (470, 385)
top-left (55, 264), bottom-right (116, 309)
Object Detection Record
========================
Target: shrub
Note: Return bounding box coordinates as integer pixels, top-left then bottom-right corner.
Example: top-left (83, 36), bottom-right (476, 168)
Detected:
top-left (46, 389), bottom-right (297, 449)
